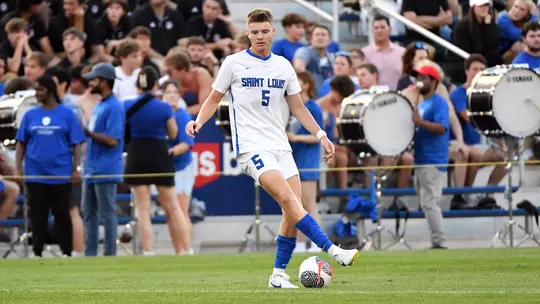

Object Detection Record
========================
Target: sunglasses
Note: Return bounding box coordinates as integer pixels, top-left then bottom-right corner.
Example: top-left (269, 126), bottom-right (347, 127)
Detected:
top-left (335, 51), bottom-right (352, 58)
top-left (415, 42), bottom-right (428, 50)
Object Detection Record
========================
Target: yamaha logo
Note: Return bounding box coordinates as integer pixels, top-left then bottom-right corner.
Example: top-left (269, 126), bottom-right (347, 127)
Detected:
top-left (376, 97), bottom-right (397, 108)
top-left (510, 75), bottom-right (533, 82)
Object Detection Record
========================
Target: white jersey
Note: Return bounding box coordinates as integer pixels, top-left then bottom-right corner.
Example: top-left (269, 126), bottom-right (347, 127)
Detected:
top-left (212, 50), bottom-right (301, 156)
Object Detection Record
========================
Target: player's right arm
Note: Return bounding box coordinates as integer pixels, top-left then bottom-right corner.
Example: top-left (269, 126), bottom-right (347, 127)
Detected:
top-left (186, 57), bottom-right (233, 138)
top-left (186, 90), bottom-right (225, 137)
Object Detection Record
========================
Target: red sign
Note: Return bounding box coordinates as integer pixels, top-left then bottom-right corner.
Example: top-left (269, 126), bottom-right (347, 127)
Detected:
top-left (192, 143), bottom-right (221, 188)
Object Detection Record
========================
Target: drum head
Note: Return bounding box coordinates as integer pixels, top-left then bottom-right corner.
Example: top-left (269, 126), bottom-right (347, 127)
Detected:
top-left (362, 92), bottom-right (414, 156)
top-left (16, 96), bottom-right (38, 129)
top-left (492, 68), bottom-right (540, 138)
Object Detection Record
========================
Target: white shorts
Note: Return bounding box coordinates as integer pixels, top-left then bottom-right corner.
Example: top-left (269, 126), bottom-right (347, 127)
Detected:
top-left (148, 160), bottom-right (196, 196)
top-left (238, 150), bottom-right (299, 185)
top-left (174, 160), bottom-right (197, 195)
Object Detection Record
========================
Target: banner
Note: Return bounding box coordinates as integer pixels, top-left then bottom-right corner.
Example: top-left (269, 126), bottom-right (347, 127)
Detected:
top-left (191, 115), bottom-right (282, 216)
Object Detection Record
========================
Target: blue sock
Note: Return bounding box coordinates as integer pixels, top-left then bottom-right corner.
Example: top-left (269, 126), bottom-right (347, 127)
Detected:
top-left (274, 235), bottom-right (296, 269)
top-left (295, 214), bottom-right (334, 252)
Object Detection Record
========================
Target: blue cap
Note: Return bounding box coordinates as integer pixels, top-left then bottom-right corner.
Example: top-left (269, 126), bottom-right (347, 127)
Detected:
top-left (83, 63), bottom-right (117, 80)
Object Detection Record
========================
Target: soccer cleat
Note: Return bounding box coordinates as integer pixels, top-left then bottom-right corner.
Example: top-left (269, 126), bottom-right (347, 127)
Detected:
top-left (330, 247), bottom-right (359, 267)
top-left (268, 272), bottom-right (299, 288)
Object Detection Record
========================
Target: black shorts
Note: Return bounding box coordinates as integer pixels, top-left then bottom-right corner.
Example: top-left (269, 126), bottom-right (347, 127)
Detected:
top-left (124, 138), bottom-right (175, 186)
top-left (70, 184), bottom-right (82, 209)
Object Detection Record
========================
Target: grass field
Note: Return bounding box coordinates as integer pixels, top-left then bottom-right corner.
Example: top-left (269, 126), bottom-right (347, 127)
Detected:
top-left (1, 248), bottom-right (539, 303)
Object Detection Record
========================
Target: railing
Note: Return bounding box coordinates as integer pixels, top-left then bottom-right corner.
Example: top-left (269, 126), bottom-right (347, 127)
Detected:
top-left (293, 0), bottom-right (340, 41)
top-left (293, 0), bottom-right (470, 59)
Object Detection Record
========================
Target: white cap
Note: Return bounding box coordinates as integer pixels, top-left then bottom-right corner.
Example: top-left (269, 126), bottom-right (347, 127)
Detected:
top-left (469, 0), bottom-right (491, 6)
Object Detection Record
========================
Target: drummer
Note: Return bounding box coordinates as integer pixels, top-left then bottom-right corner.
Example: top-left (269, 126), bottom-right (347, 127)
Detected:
top-left (401, 59), bottom-right (468, 210)
top-left (356, 63), bottom-right (414, 207)
top-left (409, 65), bottom-right (449, 249)
top-left (449, 54), bottom-right (506, 210)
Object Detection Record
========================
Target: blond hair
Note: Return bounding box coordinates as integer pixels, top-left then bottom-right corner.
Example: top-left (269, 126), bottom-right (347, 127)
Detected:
top-left (246, 9), bottom-right (274, 24)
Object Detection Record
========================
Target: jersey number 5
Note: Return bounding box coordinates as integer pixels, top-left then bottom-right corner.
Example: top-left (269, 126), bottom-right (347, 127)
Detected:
top-left (261, 90), bottom-right (270, 107)
top-left (251, 154), bottom-right (265, 170)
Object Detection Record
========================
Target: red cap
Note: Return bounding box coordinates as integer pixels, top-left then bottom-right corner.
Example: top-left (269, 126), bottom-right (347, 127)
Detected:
top-left (414, 65), bottom-right (440, 82)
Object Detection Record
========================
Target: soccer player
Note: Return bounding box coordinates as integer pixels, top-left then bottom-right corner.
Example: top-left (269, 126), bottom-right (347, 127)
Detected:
top-left (186, 8), bottom-right (359, 288)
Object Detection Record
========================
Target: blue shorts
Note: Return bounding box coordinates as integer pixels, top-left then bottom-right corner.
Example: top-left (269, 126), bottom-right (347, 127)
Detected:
top-left (299, 171), bottom-right (319, 181)
top-left (0, 180), bottom-right (5, 192)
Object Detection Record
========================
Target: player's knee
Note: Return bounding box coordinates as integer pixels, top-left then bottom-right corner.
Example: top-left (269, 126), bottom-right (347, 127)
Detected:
top-left (276, 190), bottom-right (301, 211)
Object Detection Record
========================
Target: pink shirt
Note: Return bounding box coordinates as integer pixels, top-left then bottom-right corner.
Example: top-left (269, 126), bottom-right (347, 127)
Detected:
top-left (362, 42), bottom-right (405, 90)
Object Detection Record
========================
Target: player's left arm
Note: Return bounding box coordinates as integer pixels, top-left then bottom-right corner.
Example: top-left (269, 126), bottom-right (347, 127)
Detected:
top-left (286, 94), bottom-right (324, 135)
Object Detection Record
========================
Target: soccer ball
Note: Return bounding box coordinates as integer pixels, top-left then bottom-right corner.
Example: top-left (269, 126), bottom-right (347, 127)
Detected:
top-left (298, 256), bottom-right (333, 288)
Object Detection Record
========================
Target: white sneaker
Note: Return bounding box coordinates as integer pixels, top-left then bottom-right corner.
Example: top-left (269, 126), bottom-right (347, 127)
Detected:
top-left (177, 249), bottom-right (195, 256)
top-left (329, 246), bottom-right (359, 266)
top-left (268, 272), bottom-right (299, 288)
top-left (71, 252), bottom-right (84, 258)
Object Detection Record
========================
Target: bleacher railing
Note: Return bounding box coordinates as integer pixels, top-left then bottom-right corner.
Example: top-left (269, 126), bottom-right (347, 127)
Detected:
top-left (293, 0), bottom-right (340, 41)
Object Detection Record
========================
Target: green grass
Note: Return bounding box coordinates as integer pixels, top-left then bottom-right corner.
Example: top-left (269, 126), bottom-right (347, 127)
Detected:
top-left (1, 248), bottom-right (540, 303)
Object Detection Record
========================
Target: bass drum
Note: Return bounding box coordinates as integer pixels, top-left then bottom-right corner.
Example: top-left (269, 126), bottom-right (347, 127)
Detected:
top-left (0, 90), bottom-right (38, 145)
top-left (338, 88), bottom-right (415, 157)
top-left (467, 65), bottom-right (540, 138)
top-left (215, 93), bottom-right (232, 139)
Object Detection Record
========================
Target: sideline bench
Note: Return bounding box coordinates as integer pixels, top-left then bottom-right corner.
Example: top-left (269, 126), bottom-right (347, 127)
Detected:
top-left (320, 186), bottom-right (523, 217)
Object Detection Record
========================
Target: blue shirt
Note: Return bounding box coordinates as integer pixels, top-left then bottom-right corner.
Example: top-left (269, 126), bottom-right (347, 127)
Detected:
top-left (512, 51), bottom-right (540, 70)
top-left (293, 46), bottom-right (334, 91)
top-left (168, 108), bottom-right (194, 171)
top-left (271, 38), bottom-right (305, 62)
top-left (497, 12), bottom-right (537, 54)
top-left (414, 94), bottom-right (450, 172)
top-left (271, 39), bottom-right (341, 62)
top-left (85, 94), bottom-right (125, 184)
top-left (291, 100), bottom-right (324, 181)
top-left (327, 41), bottom-right (341, 53)
top-left (124, 94), bottom-right (173, 140)
top-left (449, 85), bottom-right (480, 145)
top-left (16, 104), bottom-right (86, 184)
top-left (325, 112), bottom-right (336, 144)
top-left (318, 76), bottom-right (360, 98)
